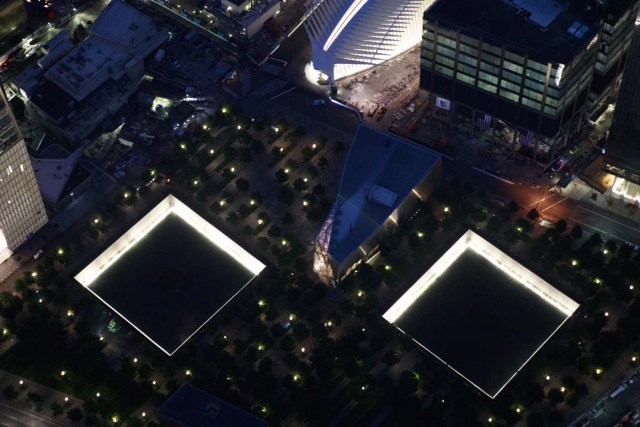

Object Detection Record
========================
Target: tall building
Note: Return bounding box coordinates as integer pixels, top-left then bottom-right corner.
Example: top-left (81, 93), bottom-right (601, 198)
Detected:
top-left (305, 0), bottom-right (434, 83)
top-left (0, 0), bottom-right (27, 47)
top-left (589, 0), bottom-right (640, 112)
top-left (0, 87), bottom-right (47, 262)
top-left (420, 0), bottom-right (603, 161)
top-left (603, 25), bottom-right (640, 190)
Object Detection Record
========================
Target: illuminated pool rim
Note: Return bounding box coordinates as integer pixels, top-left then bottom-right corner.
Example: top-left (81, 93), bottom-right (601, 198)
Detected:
top-left (75, 194), bottom-right (266, 355)
top-left (383, 229), bottom-right (578, 398)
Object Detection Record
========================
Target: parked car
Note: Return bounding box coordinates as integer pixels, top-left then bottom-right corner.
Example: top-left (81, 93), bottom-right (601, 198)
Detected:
top-left (33, 249), bottom-right (44, 260)
top-left (312, 99), bottom-right (325, 106)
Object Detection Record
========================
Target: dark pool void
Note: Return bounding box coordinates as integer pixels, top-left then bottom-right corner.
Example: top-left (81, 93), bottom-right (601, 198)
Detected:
top-left (89, 213), bottom-right (255, 354)
top-left (395, 250), bottom-right (567, 397)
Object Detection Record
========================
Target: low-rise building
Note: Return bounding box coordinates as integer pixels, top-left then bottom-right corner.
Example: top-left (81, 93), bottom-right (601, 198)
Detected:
top-left (158, 384), bottom-right (268, 426)
top-left (14, 0), bottom-right (169, 144)
top-left (314, 125), bottom-right (442, 285)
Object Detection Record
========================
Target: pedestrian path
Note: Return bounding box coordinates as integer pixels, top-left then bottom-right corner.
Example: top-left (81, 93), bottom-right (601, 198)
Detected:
top-left (0, 368), bottom-right (83, 426)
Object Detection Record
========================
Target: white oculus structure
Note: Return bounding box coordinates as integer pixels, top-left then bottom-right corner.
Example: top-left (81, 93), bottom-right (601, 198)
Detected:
top-left (75, 194), bottom-right (265, 355)
top-left (383, 229), bottom-right (579, 398)
top-left (304, 0), bottom-right (434, 83)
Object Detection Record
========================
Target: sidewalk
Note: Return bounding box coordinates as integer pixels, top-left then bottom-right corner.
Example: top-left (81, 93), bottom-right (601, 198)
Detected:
top-left (0, 367), bottom-right (84, 425)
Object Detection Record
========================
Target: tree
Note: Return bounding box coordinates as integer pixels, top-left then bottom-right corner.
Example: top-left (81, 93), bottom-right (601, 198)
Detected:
top-left (0, 292), bottom-right (22, 320)
top-left (398, 371), bottom-right (418, 395)
top-left (556, 219), bottom-right (568, 234)
top-left (258, 357), bottom-right (273, 374)
top-left (571, 224), bottom-right (583, 240)
top-left (67, 408), bottom-right (83, 422)
top-left (526, 412), bottom-right (544, 427)
top-left (235, 178), bottom-right (250, 192)
top-left (282, 211), bottom-right (295, 225)
top-left (51, 401), bottom-right (63, 417)
top-left (3, 385), bottom-right (17, 400)
top-left (547, 387), bottom-right (564, 406)
top-left (26, 392), bottom-right (43, 411)
top-left (382, 349), bottom-right (400, 366)
top-left (527, 208), bottom-right (539, 221)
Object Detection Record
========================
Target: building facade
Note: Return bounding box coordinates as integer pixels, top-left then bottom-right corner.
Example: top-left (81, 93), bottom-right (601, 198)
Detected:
top-left (420, 0), bottom-right (607, 161)
top-left (603, 25), bottom-right (640, 189)
top-left (589, 0), bottom-right (640, 113)
top-left (0, 87), bottom-right (47, 261)
top-left (305, 0), bottom-right (434, 83)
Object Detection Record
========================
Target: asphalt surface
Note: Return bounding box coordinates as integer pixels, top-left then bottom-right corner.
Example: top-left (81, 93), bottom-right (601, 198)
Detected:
top-left (0, 402), bottom-right (65, 427)
top-left (587, 373), bottom-right (640, 427)
top-left (443, 159), bottom-right (640, 246)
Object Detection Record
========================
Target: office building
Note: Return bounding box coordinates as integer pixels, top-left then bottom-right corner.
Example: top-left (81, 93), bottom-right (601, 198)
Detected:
top-left (589, 0), bottom-right (640, 112)
top-left (604, 25), bottom-right (640, 197)
top-left (314, 125), bottom-right (442, 285)
top-left (305, 0), bottom-right (434, 83)
top-left (0, 87), bottom-right (47, 263)
top-left (420, 0), bottom-right (602, 160)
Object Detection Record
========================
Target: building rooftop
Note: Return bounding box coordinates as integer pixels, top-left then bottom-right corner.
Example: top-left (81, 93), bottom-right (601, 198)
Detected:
top-left (90, 0), bottom-right (154, 48)
top-left (324, 126), bottom-right (440, 264)
top-left (31, 145), bottom-right (86, 206)
top-left (43, 0), bottom-right (168, 102)
top-left (157, 384), bottom-right (268, 427)
top-left (425, 0), bottom-right (599, 63)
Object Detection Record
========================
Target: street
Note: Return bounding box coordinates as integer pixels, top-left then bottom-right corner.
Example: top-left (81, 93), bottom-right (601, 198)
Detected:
top-left (0, 402), bottom-right (65, 427)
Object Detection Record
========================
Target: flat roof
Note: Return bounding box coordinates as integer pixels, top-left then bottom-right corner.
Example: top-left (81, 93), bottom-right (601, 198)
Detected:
top-left (322, 125), bottom-right (440, 264)
top-left (31, 146), bottom-right (83, 205)
top-left (75, 195), bottom-right (265, 355)
top-left (426, 0), bottom-right (599, 64)
top-left (383, 230), bottom-right (578, 398)
top-left (158, 384), bottom-right (268, 427)
top-left (43, 0), bottom-right (167, 102)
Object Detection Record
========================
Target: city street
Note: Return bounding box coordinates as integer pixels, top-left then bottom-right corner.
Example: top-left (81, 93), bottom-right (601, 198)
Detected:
top-left (0, 402), bottom-right (66, 427)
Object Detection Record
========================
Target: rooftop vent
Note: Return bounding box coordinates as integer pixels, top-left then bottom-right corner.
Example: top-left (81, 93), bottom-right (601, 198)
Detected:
top-left (368, 185), bottom-right (397, 208)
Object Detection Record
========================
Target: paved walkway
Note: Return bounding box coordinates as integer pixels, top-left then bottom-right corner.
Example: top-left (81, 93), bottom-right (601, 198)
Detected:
top-left (0, 368), bottom-right (83, 426)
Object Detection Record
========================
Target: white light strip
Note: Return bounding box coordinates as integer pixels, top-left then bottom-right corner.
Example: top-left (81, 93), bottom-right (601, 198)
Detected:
top-left (75, 195), bottom-right (265, 287)
top-left (383, 230), bottom-right (578, 323)
top-left (323, 0), bottom-right (370, 51)
top-left (383, 230), bottom-right (580, 397)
